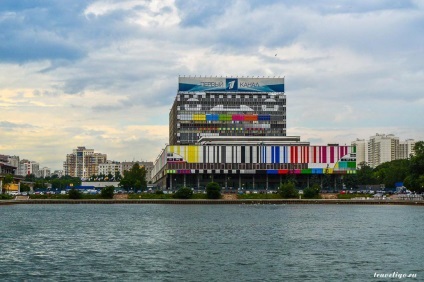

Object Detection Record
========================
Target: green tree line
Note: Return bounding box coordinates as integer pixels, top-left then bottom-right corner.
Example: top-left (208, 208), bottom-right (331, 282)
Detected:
top-left (343, 141), bottom-right (424, 193)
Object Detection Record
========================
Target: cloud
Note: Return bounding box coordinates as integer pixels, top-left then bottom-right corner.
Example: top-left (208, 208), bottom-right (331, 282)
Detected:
top-left (0, 0), bottom-right (423, 170)
top-left (0, 121), bottom-right (38, 129)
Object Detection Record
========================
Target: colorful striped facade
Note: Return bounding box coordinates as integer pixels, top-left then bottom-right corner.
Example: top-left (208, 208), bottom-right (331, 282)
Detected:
top-left (152, 76), bottom-right (356, 190)
top-left (151, 144), bottom-right (356, 188)
top-left (169, 78), bottom-right (286, 145)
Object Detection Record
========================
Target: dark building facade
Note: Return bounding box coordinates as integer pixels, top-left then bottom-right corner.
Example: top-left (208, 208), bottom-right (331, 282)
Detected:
top-left (169, 76), bottom-right (286, 145)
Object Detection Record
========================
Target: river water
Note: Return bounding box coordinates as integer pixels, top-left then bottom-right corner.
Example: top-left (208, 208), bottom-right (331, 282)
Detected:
top-left (0, 204), bottom-right (422, 281)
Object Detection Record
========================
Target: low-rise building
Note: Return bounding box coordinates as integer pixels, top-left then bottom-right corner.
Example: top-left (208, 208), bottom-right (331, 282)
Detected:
top-left (98, 161), bottom-right (121, 178)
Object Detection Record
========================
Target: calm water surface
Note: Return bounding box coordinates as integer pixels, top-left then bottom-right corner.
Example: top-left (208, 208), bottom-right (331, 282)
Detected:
top-left (0, 204), bottom-right (422, 281)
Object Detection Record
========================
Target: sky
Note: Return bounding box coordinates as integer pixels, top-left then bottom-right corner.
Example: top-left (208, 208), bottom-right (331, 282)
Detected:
top-left (1, 0), bottom-right (423, 171)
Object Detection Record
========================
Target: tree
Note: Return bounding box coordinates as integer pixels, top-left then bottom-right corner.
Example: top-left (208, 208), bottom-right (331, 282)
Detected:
top-left (20, 183), bottom-right (31, 193)
top-left (1, 174), bottom-right (14, 194)
top-left (50, 176), bottom-right (81, 190)
top-left (100, 186), bottom-right (115, 199)
top-left (114, 171), bottom-right (122, 181)
top-left (206, 182), bottom-right (221, 199)
top-left (343, 174), bottom-right (358, 190)
top-left (68, 188), bottom-right (82, 199)
top-left (356, 162), bottom-right (378, 185)
top-left (407, 141), bottom-right (424, 193)
top-left (89, 174), bottom-right (96, 181)
top-left (279, 182), bottom-right (298, 199)
top-left (173, 187), bottom-right (193, 199)
top-left (98, 173), bottom-right (105, 181)
top-left (107, 173), bottom-right (114, 181)
top-left (50, 174), bottom-right (59, 179)
top-left (374, 159), bottom-right (410, 188)
top-left (119, 163), bottom-right (147, 191)
top-left (34, 180), bottom-right (48, 190)
top-left (24, 173), bottom-right (36, 182)
top-left (303, 184), bottom-right (321, 199)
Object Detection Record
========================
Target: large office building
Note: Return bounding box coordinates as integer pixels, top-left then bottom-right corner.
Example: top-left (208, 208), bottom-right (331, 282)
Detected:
top-left (169, 77), bottom-right (286, 145)
top-left (152, 77), bottom-right (356, 190)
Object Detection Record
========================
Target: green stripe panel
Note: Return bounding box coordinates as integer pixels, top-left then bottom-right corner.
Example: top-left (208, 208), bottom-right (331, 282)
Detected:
top-left (347, 162), bottom-right (356, 168)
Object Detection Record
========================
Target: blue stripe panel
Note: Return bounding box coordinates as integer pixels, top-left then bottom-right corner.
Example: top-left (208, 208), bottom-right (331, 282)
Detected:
top-left (258, 115), bottom-right (271, 121)
top-left (206, 114), bottom-right (219, 121)
top-left (271, 146), bottom-right (274, 163)
top-left (267, 170), bottom-right (278, 174)
top-left (284, 146), bottom-right (288, 163)
top-left (276, 146), bottom-right (280, 163)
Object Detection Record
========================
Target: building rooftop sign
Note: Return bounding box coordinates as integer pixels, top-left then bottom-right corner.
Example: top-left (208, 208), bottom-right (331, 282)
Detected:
top-left (178, 77), bottom-right (284, 93)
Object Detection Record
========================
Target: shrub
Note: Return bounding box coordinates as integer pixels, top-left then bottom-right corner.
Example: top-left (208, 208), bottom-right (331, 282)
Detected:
top-left (0, 194), bottom-right (13, 200)
top-left (68, 188), bottom-right (82, 199)
top-left (303, 184), bottom-right (321, 199)
top-left (279, 182), bottom-right (299, 199)
top-left (173, 187), bottom-right (193, 199)
top-left (100, 186), bottom-right (115, 199)
top-left (206, 182), bottom-right (221, 199)
top-left (155, 190), bottom-right (164, 195)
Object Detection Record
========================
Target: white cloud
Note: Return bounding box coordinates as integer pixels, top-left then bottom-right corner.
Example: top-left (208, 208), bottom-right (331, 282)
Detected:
top-left (1, 0), bottom-right (423, 170)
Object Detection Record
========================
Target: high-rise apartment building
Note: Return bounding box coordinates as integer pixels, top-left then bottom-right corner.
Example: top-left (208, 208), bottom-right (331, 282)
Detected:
top-left (367, 134), bottom-right (399, 168)
top-left (39, 167), bottom-right (51, 178)
top-left (398, 139), bottom-right (415, 159)
top-left (169, 76), bottom-right (286, 145)
top-left (63, 147), bottom-right (107, 179)
top-left (53, 170), bottom-right (64, 178)
top-left (351, 139), bottom-right (367, 166)
top-left (18, 159), bottom-right (39, 176)
top-left (353, 134), bottom-right (418, 168)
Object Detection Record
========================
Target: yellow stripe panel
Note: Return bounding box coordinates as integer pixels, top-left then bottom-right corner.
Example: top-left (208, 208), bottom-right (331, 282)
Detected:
top-left (193, 114), bottom-right (206, 121)
top-left (167, 146), bottom-right (202, 163)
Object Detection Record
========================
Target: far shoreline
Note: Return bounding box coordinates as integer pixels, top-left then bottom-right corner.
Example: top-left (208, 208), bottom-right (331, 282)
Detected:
top-left (1, 199), bottom-right (423, 206)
